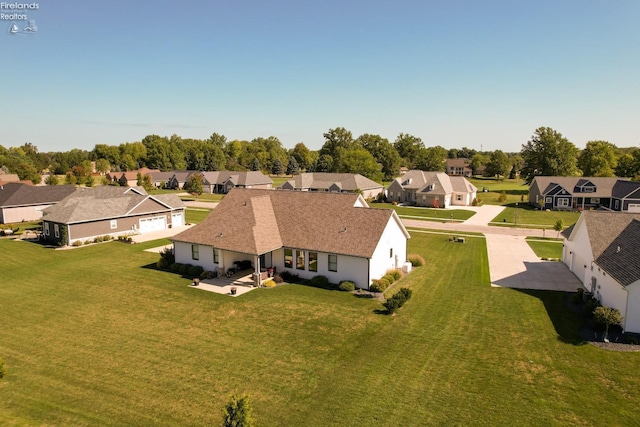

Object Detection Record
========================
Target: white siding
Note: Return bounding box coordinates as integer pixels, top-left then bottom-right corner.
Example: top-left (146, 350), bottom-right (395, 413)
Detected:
top-left (369, 216), bottom-right (408, 283)
top-left (592, 265), bottom-right (628, 322)
top-left (2, 204), bottom-right (53, 223)
top-left (562, 216), bottom-right (593, 287)
top-left (625, 282), bottom-right (640, 333)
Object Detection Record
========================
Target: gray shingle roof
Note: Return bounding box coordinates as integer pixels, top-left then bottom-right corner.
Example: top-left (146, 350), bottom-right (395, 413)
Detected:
top-left (577, 211), bottom-right (640, 287)
top-left (280, 173), bottom-right (382, 192)
top-left (172, 188), bottom-right (408, 258)
top-left (200, 171), bottom-right (272, 186)
top-left (533, 176), bottom-right (621, 198)
top-left (42, 186), bottom-right (184, 224)
top-left (389, 170), bottom-right (476, 195)
top-left (0, 183), bottom-right (77, 207)
top-left (611, 180), bottom-right (640, 199)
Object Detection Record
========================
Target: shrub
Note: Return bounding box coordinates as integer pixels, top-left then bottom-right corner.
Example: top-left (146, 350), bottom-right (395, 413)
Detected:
top-left (387, 270), bottom-right (402, 281)
top-left (157, 257), bottom-right (169, 270)
top-left (594, 306), bottom-right (622, 341)
top-left (263, 279), bottom-right (276, 288)
top-left (584, 298), bottom-right (601, 318)
top-left (309, 275), bottom-right (330, 288)
top-left (407, 254), bottom-right (425, 267)
top-left (280, 271), bottom-right (295, 282)
top-left (382, 274), bottom-right (396, 284)
top-left (370, 278), bottom-right (390, 293)
top-left (338, 281), bottom-right (355, 292)
top-left (222, 394), bottom-right (254, 427)
top-left (383, 287), bottom-right (413, 314)
top-left (159, 247), bottom-right (175, 266)
top-left (179, 263), bottom-right (192, 275)
top-left (84, 239), bottom-right (92, 245)
top-left (498, 191), bottom-right (507, 202)
top-left (472, 197), bottom-right (478, 206)
top-left (571, 287), bottom-right (584, 304)
top-left (71, 240), bottom-right (83, 247)
top-left (188, 265), bottom-right (204, 278)
top-left (0, 356), bottom-right (5, 379)
top-left (273, 274), bottom-right (283, 284)
top-left (169, 263), bottom-right (182, 273)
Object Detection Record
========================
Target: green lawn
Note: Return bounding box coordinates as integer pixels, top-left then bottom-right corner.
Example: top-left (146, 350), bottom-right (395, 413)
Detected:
top-left (491, 205), bottom-right (580, 229)
top-left (468, 178), bottom-right (529, 206)
top-left (0, 234), bottom-right (639, 425)
top-left (186, 208), bottom-right (212, 224)
top-left (180, 193), bottom-right (225, 202)
top-left (372, 203), bottom-right (475, 222)
top-left (526, 237), bottom-right (564, 259)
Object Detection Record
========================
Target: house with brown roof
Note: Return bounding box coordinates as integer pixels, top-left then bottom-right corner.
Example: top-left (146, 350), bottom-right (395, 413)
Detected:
top-left (171, 188), bottom-right (409, 290)
top-left (386, 170), bottom-right (477, 207)
top-left (200, 171), bottom-right (273, 194)
top-left (106, 167), bottom-right (161, 187)
top-left (0, 172), bottom-right (21, 186)
top-left (279, 173), bottom-right (383, 199)
top-left (41, 186), bottom-right (185, 245)
top-left (166, 171), bottom-right (198, 190)
top-left (445, 158), bottom-right (473, 177)
top-left (0, 182), bottom-right (77, 224)
top-left (529, 176), bottom-right (640, 211)
top-left (563, 211), bottom-right (640, 333)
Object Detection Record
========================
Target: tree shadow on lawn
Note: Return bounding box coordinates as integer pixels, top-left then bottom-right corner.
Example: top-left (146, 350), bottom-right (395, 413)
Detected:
top-left (513, 288), bottom-right (587, 346)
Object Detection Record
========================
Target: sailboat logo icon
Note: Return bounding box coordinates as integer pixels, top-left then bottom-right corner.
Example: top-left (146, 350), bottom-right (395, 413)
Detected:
top-left (9, 22), bottom-right (19, 34)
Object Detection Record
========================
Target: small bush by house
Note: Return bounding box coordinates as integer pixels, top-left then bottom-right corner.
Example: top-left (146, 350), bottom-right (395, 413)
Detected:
top-left (169, 263), bottom-right (182, 273)
top-left (383, 287), bottom-right (413, 314)
top-left (273, 274), bottom-right (283, 284)
top-left (407, 254), bottom-right (425, 267)
top-left (157, 257), bottom-right (169, 270)
top-left (338, 281), bottom-right (355, 292)
top-left (387, 270), bottom-right (402, 281)
top-left (188, 265), bottom-right (204, 278)
top-left (309, 275), bottom-right (330, 288)
top-left (263, 279), bottom-right (276, 288)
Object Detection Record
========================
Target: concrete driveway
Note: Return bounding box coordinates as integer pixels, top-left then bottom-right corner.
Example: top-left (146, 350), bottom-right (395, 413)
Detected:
top-left (485, 235), bottom-right (581, 291)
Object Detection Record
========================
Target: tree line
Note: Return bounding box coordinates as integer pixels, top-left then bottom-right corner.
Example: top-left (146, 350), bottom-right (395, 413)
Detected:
top-left (1, 126), bottom-right (639, 185)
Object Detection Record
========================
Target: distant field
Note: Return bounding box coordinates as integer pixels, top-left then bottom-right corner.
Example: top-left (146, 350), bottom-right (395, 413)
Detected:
top-left (186, 208), bottom-right (212, 224)
top-left (469, 178), bottom-right (529, 206)
top-left (1, 232), bottom-right (638, 425)
top-left (372, 203), bottom-right (475, 222)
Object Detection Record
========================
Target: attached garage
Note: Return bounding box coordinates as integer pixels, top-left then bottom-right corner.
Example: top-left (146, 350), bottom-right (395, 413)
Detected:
top-left (628, 204), bottom-right (640, 213)
top-left (171, 212), bottom-right (184, 227)
top-left (139, 215), bottom-right (167, 233)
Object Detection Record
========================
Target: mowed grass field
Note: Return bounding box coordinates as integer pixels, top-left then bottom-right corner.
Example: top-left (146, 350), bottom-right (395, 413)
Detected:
top-left (372, 203), bottom-right (475, 222)
top-left (1, 234), bottom-right (639, 425)
top-left (526, 237), bottom-right (564, 259)
top-left (491, 205), bottom-right (580, 229)
top-left (468, 178), bottom-right (529, 206)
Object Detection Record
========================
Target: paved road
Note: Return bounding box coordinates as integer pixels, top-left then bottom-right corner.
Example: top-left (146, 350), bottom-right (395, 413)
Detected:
top-left (403, 206), bottom-right (580, 292)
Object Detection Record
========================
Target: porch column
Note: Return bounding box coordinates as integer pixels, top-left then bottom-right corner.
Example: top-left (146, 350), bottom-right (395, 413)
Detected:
top-left (253, 255), bottom-right (261, 286)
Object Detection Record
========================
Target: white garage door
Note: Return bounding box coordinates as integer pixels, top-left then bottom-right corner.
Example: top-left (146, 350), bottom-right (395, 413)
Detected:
top-left (628, 204), bottom-right (640, 213)
top-left (172, 212), bottom-right (184, 227)
top-left (139, 216), bottom-right (166, 233)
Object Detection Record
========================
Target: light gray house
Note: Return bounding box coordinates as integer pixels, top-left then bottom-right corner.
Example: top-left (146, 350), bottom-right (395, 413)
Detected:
top-left (386, 170), bottom-right (477, 207)
top-left (41, 186), bottom-right (185, 245)
top-left (200, 171), bottom-right (273, 194)
top-left (171, 188), bottom-right (409, 289)
top-left (0, 182), bottom-right (77, 224)
top-left (279, 173), bottom-right (383, 200)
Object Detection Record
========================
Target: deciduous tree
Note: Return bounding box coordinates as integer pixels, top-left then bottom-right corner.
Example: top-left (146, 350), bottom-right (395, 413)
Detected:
top-left (520, 127), bottom-right (578, 182)
top-left (578, 140), bottom-right (618, 177)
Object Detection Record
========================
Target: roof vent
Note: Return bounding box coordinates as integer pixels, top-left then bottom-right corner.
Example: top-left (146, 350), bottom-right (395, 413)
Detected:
top-left (617, 246), bottom-right (621, 253)
top-left (339, 227), bottom-right (347, 233)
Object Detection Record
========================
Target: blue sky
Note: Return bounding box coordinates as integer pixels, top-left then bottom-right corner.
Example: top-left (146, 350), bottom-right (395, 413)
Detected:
top-left (2, 0), bottom-right (639, 153)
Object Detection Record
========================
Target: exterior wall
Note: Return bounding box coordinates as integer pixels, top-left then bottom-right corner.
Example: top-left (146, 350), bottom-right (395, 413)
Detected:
top-left (368, 217), bottom-right (408, 283)
top-left (386, 181), bottom-right (404, 203)
top-left (360, 187), bottom-right (383, 200)
top-left (590, 263), bottom-right (628, 322)
top-left (1, 204), bottom-right (52, 223)
top-left (562, 218), bottom-right (593, 287)
top-left (271, 247), bottom-right (370, 289)
top-left (625, 282), bottom-right (640, 333)
top-left (528, 180), bottom-right (542, 205)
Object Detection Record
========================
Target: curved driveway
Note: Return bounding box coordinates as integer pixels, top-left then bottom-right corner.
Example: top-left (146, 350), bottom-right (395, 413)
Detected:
top-left (402, 206), bottom-right (580, 292)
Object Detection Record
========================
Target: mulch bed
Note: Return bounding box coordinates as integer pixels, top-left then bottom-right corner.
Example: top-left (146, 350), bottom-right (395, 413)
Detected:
top-left (566, 294), bottom-right (640, 352)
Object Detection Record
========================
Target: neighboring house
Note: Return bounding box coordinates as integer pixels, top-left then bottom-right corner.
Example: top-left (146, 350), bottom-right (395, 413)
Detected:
top-left (386, 170), bottom-right (477, 207)
top-left (166, 171), bottom-right (198, 190)
top-left (528, 176), bottom-right (640, 211)
top-left (171, 188), bottom-right (409, 289)
top-left (41, 186), bottom-right (185, 245)
top-left (200, 171), bottom-right (273, 194)
top-left (147, 171), bottom-right (176, 188)
top-left (399, 167), bottom-right (409, 176)
top-left (0, 182), bottom-right (77, 224)
top-left (0, 173), bottom-right (21, 186)
top-left (445, 158), bottom-right (473, 177)
top-left (279, 173), bottom-right (384, 199)
top-left (106, 167), bottom-right (161, 187)
top-left (563, 211), bottom-right (640, 333)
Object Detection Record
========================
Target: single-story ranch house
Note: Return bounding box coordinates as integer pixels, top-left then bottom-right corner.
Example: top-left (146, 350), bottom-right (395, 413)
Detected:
top-left (0, 182), bottom-right (77, 224)
top-left (166, 171), bottom-right (198, 190)
top-left (200, 171), bottom-right (273, 194)
top-left (279, 173), bottom-right (384, 200)
top-left (562, 211), bottom-right (640, 333)
top-left (386, 170), bottom-right (477, 207)
top-left (171, 188), bottom-right (409, 289)
top-left (106, 167), bottom-right (161, 187)
top-left (41, 186), bottom-right (185, 245)
top-left (528, 176), bottom-right (640, 212)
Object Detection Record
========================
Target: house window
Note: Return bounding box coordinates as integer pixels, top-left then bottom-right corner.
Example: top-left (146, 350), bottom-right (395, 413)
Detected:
top-left (191, 245), bottom-right (199, 260)
top-left (545, 197), bottom-right (552, 204)
top-left (308, 252), bottom-right (318, 272)
top-left (54, 224), bottom-right (60, 238)
top-left (615, 200), bottom-right (620, 210)
top-left (296, 250), bottom-right (305, 270)
top-left (390, 248), bottom-right (393, 258)
top-left (328, 254), bottom-right (338, 272)
top-left (213, 248), bottom-right (219, 264)
top-left (44, 222), bottom-right (50, 236)
top-left (591, 198), bottom-right (600, 204)
top-left (284, 248), bottom-right (293, 268)
top-left (110, 219), bottom-right (117, 229)
top-left (558, 198), bottom-right (569, 207)
top-left (456, 194), bottom-right (463, 201)
top-left (389, 191), bottom-right (393, 198)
